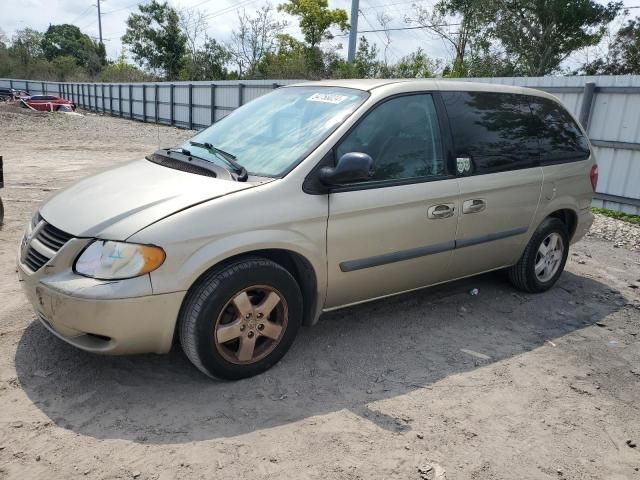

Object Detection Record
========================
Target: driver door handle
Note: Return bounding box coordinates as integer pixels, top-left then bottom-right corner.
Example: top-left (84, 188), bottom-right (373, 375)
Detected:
top-left (427, 203), bottom-right (455, 219)
top-left (462, 199), bottom-right (486, 214)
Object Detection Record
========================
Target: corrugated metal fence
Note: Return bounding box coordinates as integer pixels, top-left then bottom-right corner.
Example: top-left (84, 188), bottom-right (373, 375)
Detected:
top-left (1, 76), bottom-right (639, 214)
top-left (1, 78), bottom-right (300, 129)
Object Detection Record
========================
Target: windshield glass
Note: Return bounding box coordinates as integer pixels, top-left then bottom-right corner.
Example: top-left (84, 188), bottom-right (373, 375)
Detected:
top-left (184, 86), bottom-right (368, 177)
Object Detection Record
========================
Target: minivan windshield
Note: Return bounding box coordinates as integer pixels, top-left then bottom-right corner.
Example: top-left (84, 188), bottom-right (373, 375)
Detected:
top-left (184, 86), bottom-right (368, 177)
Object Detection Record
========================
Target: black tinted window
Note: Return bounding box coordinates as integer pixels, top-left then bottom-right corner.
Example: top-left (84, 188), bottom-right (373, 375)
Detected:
top-left (337, 94), bottom-right (444, 181)
top-left (529, 97), bottom-right (590, 162)
top-left (442, 91), bottom-right (539, 174)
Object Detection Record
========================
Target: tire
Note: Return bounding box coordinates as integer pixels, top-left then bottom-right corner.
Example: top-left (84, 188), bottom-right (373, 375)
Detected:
top-left (508, 217), bottom-right (569, 293)
top-left (179, 257), bottom-right (303, 380)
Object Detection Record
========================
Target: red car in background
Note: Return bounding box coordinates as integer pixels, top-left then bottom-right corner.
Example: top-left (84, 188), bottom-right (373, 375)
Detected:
top-left (24, 95), bottom-right (76, 112)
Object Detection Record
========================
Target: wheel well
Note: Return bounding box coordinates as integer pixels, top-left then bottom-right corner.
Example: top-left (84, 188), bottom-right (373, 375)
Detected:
top-left (188, 249), bottom-right (318, 327)
top-left (548, 209), bottom-right (577, 239)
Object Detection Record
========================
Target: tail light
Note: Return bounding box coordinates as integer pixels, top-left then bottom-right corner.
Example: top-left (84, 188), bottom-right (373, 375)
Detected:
top-left (590, 164), bottom-right (598, 192)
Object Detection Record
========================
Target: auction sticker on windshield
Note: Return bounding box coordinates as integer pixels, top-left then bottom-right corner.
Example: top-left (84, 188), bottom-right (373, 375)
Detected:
top-left (307, 93), bottom-right (349, 104)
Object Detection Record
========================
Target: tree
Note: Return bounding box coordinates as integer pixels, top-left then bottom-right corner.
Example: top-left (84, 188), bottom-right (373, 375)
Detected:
top-left (182, 38), bottom-right (230, 80)
top-left (228, 5), bottom-right (286, 77)
top-left (99, 50), bottom-right (152, 82)
top-left (122, 0), bottom-right (187, 79)
top-left (389, 49), bottom-right (439, 78)
top-left (179, 8), bottom-right (208, 79)
top-left (488, 0), bottom-right (622, 76)
top-left (410, 0), bottom-right (491, 76)
top-left (376, 12), bottom-right (394, 67)
top-left (179, 8), bottom-right (208, 58)
top-left (353, 36), bottom-right (382, 78)
top-left (255, 34), bottom-right (310, 78)
top-left (51, 55), bottom-right (84, 81)
top-left (41, 24), bottom-right (105, 75)
top-left (9, 28), bottom-right (44, 65)
top-left (278, 0), bottom-right (349, 49)
top-left (581, 16), bottom-right (640, 74)
top-left (453, 48), bottom-right (517, 77)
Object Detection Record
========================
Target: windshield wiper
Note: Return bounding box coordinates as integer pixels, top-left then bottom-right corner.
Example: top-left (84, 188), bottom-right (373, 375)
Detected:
top-left (189, 141), bottom-right (248, 181)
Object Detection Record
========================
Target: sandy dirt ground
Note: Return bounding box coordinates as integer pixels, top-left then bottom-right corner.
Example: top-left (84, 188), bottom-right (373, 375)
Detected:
top-left (0, 106), bottom-right (639, 480)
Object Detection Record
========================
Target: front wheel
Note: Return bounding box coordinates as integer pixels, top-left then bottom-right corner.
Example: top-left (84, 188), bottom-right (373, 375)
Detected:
top-left (179, 257), bottom-right (303, 380)
top-left (508, 217), bottom-right (569, 293)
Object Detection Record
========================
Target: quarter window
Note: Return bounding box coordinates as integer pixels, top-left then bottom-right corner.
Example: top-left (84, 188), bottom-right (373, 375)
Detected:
top-left (336, 94), bottom-right (444, 181)
top-left (441, 91), bottom-right (539, 174)
top-left (529, 97), bottom-right (590, 162)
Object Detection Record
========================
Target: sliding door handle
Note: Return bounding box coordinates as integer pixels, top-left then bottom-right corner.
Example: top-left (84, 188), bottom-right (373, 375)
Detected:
top-left (463, 199), bottom-right (486, 214)
top-left (427, 203), bottom-right (455, 219)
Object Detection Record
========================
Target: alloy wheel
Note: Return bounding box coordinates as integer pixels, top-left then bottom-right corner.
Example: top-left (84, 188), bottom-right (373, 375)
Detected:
top-left (534, 232), bottom-right (564, 283)
top-left (213, 285), bottom-right (288, 364)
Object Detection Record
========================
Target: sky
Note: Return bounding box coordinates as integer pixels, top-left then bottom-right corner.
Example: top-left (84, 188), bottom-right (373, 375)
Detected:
top-left (2, 0), bottom-right (640, 69)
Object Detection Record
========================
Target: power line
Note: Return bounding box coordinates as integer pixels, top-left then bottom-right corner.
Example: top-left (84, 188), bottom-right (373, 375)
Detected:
top-left (202, 0), bottom-right (262, 20)
top-left (102, 1), bottom-right (144, 15)
top-left (78, 17), bottom-right (97, 31)
top-left (359, 0), bottom-right (429, 12)
top-left (336, 23), bottom-right (460, 36)
top-left (358, 4), bottom-right (402, 62)
top-left (70, 4), bottom-right (95, 24)
top-left (359, 8), bottom-right (388, 46)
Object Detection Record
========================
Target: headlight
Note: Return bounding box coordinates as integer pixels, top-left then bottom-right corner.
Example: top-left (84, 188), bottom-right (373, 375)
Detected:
top-left (30, 211), bottom-right (41, 230)
top-left (74, 240), bottom-right (166, 280)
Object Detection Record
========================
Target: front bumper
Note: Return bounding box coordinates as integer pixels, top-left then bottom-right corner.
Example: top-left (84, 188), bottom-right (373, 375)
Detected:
top-left (17, 237), bottom-right (185, 355)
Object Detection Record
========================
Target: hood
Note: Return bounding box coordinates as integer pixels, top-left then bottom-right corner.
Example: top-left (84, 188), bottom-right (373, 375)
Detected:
top-left (40, 159), bottom-right (260, 239)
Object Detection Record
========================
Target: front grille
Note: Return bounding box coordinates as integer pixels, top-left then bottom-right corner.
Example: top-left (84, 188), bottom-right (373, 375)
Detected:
top-left (37, 222), bottom-right (72, 251)
top-left (24, 247), bottom-right (49, 272)
top-left (21, 219), bottom-right (73, 273)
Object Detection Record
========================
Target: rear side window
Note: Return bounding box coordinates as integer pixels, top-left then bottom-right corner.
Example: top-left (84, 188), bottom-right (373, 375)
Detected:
top-left (441, 91), bottom-right (539, 174)
top-left (529, 97), bottom-right (590, 163)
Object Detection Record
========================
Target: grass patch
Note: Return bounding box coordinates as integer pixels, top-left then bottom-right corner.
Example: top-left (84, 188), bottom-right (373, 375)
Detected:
top-left (592, 207), bottom-right (640, 225)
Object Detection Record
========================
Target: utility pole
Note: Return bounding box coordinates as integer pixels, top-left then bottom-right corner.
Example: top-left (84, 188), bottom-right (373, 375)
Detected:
top-left (97, 0), bottom-right (103, 45)
top-left (347, 0), bottom-right (359, 62)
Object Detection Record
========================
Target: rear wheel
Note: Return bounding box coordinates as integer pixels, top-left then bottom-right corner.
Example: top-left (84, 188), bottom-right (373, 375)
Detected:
top-left (179, 257), bottom-right (303, 380)
top-left (508, 217), bottom-right (569, 293)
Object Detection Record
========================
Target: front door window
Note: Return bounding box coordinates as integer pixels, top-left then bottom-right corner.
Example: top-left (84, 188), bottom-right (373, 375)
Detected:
top-left (336, 94), bottom-right (444, 181)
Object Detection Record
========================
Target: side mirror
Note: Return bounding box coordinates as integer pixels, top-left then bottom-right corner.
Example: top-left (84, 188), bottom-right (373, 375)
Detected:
top-left (319, 152), bottom-right (373, 185)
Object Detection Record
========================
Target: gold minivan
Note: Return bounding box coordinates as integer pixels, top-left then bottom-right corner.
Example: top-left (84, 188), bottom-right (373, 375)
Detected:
top-left (18, 80), bottom-right (596, 379)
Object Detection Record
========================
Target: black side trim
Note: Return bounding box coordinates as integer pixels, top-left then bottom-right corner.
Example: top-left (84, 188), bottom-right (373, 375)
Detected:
top-left (455, 226), bottom-right (529, 249)
top-left (339, 226), bottom-right (529, 272)
top-left (340, 240), bottom-right (455, 272)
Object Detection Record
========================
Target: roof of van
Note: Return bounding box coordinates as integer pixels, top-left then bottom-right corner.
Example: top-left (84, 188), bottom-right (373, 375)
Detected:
top-left (287, 78), bottom-right (552, 99)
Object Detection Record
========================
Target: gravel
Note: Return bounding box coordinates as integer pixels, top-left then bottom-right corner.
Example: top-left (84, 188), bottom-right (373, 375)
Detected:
top-left (587, 213), bottom-right (640, 251)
